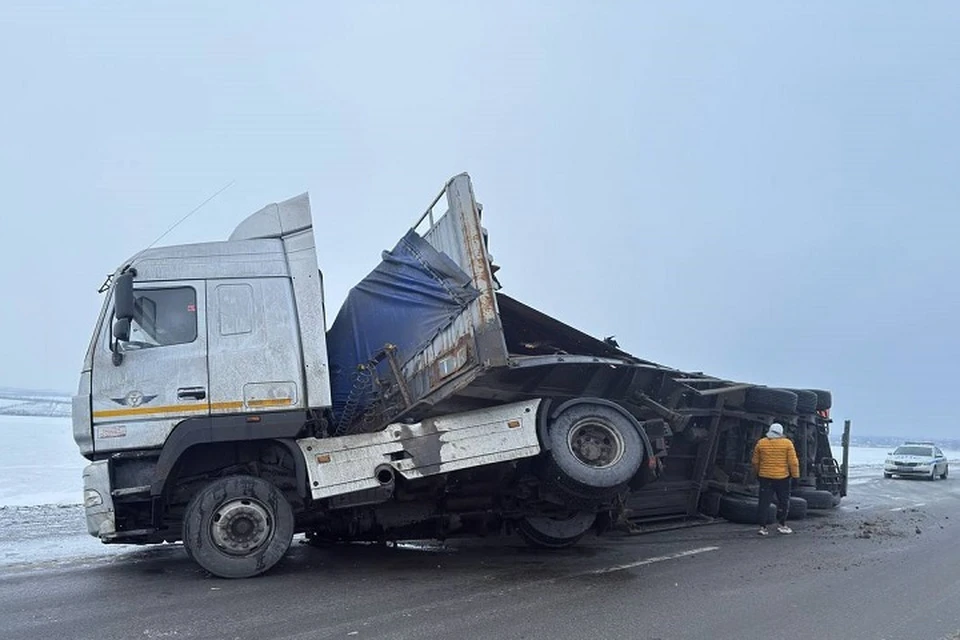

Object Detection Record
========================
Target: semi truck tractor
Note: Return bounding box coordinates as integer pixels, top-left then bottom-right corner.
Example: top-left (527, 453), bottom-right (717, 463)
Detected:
top-left (73, 173), bottom-right (845, 578)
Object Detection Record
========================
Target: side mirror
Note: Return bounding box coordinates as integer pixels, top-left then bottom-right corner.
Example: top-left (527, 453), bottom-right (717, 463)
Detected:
top-left (113, 317), bottom-right (131, 342)
top-left (114, 270), bottom-right (135, 321)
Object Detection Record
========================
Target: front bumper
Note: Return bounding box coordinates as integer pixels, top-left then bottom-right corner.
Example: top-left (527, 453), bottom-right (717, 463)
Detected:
top-left (884, 464), bottom-right (933, 477)
top-left (82, 461), bottom-right (116, 538)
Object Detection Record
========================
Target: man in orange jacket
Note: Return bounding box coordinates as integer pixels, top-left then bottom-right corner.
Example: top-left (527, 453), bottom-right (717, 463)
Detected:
top-left (752, 423), bottom-right (800, 535)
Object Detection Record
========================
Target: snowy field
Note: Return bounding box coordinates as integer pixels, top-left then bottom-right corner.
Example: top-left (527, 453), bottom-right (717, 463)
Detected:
top-left (0, 417), bottom-right (88, 507)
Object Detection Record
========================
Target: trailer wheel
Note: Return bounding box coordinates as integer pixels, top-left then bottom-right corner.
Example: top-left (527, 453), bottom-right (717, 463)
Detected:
top-left (744, 387), bottom-right (798, 415)
top-left (809, 389), bottom-right (832, 411)
top-left (546, 403), bottom-right (644, 499)
top-left (517, 512), bottom-right (596, 549)
top-left (718, 495), bottom-right (776, 525)
top-left (788, 389), bottom-right (818, 415)
top-left (182, 475), bottom-right (294, 579)
top-left (786, 496), bottom-right (808, 520)
top-left (791, 488), bottom-right (835, 510)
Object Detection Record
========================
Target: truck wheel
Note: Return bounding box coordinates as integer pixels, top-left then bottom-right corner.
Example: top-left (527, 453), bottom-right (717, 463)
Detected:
top-left (546, 403), bottom-right (644, 499)
top-left (786, 496), bottom-right (808, 520)
top-left (787, 390), bottom-right (818, 415)
top-left (718, 495), bottom-right (776, 524)
top-left (182, 475), bottom-right (294, 579)
top-left (792, 488), bottom-right (835, 510)
top-left (517, 512), bottom-right (596, 549)
top-left (809, 389), bottom-right (832, 411)
top-left (744, 387), bottom-right (798, 415)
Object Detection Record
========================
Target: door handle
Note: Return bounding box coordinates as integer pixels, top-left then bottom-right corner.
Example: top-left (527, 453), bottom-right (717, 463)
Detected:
top-left (177, 387), bottom-right (207, 401)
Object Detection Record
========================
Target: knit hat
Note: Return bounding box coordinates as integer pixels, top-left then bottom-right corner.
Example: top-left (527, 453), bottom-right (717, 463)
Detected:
top-left (767, 423), bottom-right (784, 438)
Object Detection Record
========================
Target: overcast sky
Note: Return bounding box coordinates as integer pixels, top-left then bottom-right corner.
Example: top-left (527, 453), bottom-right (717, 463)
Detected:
top-left (1, 2), bottom-right (957, 438)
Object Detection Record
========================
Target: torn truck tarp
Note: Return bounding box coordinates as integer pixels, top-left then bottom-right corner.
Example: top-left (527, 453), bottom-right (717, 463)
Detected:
top-left (326, 229), bottom-right (480, 426)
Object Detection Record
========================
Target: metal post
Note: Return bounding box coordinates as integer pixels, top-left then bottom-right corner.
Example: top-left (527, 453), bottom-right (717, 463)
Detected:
top-left (840, 419), bottom-right (851, 497)
top-left (687, 396), bottom-right (725, 516)
top-left (798, 421), bottom-right (809, 480)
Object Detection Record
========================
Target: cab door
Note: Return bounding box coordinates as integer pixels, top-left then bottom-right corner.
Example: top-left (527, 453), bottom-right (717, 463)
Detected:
top-left (206, 278), bottom-right (304, 415)
top-left (91, 282), bottom-right (209, 453)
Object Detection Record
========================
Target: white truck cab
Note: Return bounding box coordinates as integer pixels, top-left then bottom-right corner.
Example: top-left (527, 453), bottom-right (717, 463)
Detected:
top-left (74, 174), bottom-right (660, 578)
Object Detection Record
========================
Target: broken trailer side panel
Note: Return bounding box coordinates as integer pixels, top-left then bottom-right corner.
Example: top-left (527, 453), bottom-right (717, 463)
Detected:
top-left (325, 174), bottom-right (510, 435)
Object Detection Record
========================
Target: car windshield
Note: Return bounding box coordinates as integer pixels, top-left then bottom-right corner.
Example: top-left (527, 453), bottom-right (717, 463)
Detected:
top-left (893, 446), bottom-right (933, 457)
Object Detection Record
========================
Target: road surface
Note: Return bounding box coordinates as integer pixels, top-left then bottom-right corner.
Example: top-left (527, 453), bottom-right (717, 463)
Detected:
top-left (1, 466), bottom-right (958, 640)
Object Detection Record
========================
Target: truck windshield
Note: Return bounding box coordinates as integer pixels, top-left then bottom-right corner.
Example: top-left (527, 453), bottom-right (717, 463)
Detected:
top-left (128, 287), bottom-right (198, 347)
top-left (893, 446), bottom-right (932, 457)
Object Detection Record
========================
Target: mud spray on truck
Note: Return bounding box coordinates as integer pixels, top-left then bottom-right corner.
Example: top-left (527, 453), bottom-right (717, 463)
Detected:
top-left (73, 173), bottom-right (849, 578)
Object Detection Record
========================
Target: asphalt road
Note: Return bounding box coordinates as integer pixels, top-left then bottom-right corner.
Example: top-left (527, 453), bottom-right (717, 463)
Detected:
top-left (2, 468), bottom-right (959, 640)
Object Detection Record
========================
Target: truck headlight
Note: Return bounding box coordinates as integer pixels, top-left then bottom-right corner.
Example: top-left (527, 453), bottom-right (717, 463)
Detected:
top-left (84, 489), bottom-right (103, 508)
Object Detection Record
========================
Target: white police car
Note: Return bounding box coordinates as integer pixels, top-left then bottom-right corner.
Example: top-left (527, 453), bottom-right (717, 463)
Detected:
top-left (884, 442), bottom-right (949, 480)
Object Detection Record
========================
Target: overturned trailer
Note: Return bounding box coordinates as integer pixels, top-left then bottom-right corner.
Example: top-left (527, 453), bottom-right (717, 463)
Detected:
top-left (626, 380), bottom-right (847, 525)
top-left (321, 174), bottom-right (847, 531)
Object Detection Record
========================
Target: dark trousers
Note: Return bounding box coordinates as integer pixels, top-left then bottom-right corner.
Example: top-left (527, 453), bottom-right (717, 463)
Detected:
top-left (757, 477), bottom-right (791, 526)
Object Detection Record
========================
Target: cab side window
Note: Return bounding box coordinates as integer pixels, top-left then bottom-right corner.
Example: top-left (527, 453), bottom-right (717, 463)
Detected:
top-left (128, 287), bottom-right (198, 347)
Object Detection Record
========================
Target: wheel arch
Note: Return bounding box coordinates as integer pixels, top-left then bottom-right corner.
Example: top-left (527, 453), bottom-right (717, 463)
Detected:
top-left (150, 411), bottom-right (309, 500)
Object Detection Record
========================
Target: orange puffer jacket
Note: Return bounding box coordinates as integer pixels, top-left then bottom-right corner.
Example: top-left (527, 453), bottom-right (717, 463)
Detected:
top-left (752, 437), bottom-right (800, 480)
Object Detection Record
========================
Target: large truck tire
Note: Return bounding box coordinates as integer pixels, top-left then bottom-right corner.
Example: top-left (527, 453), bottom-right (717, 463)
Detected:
top-left (786, 496), bottom-right (808, 520)
top-left (183, 475), bottom-right (294, 579)
top-left (792, 487), bottom-right (835, 510)
top-left (545, 402), bottom-right (645, 500)
top-left (699, 490), bottom-right (723, 517)
top-left (744, 387), bottom-right (798, 415)
top-left (718, 495), bottom-right (776, 524)
top-left (809, 389), bottom-right (832, 411)
top-left (517, 512), bottom-right (596, 549)
top-left (788, 389), bottom-right (818, 415)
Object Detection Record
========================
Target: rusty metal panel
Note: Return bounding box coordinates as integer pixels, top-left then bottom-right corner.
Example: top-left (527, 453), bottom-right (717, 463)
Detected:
top-left (397, 174), bottom-right (508, 416)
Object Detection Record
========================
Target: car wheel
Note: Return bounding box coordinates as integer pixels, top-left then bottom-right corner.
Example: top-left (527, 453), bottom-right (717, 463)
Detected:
top-left (182, 475), bottom-right (294, 579)
top-left (941, 466), bottom-right (949, 480)
top-left (883, 473), bottom-right (893, 479)
top-left (929, 467), bottom-right (937, 481)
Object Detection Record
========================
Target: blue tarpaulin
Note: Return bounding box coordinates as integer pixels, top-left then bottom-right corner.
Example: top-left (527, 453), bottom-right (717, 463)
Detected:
top-left (326, 229), bottom-right (480, 429)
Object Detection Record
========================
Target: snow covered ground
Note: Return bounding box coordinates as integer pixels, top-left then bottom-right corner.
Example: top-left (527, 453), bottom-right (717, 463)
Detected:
top-left (0, 417), bottom-right (87, 507)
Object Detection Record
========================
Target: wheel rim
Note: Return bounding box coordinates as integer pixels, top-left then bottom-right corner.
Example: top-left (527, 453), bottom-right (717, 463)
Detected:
top-left (210, 498), bottom-right (273, 556)
top-left (566, 419), bottom-right (625, 469)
